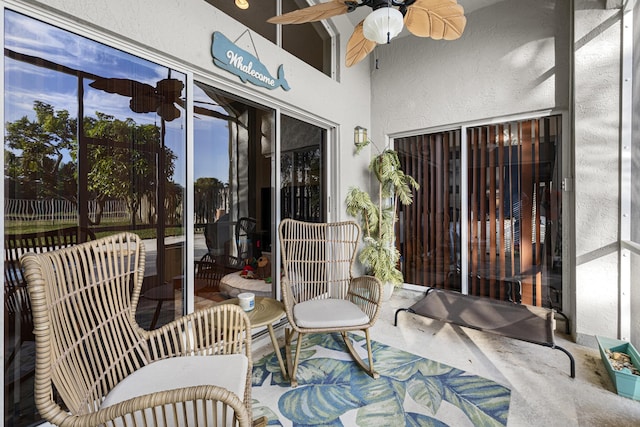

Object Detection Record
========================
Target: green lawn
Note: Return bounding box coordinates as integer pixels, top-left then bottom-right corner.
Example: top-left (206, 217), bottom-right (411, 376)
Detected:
top-left (4, 220), bottom-right (186, 240)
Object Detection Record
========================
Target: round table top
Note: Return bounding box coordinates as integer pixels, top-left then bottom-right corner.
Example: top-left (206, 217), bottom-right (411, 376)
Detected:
top-left (219, 272), bottom-right (272, 297)
top-left (218, 296), bottom-right (285, 328)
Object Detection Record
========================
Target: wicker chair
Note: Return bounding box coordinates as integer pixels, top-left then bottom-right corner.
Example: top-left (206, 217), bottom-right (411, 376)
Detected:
top-left (278, 219), bottom-right (383, 387)
top-left (4, 226), bottom-right (95, 374)
top-left (20, 232), bottom-right (261, 427)
top-left (194, 253), bottom-right (230, 303)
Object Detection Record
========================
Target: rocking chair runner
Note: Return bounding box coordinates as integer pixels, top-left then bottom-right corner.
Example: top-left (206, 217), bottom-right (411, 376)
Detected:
top-left (278, 219), bottom-right (383, 387)
top-left (20, 232), bottom-right (263, 427)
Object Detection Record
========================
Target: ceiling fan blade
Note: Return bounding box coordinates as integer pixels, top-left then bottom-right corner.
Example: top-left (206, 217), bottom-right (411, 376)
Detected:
top-left (156, 78), bottom-right (184, 100)
top-left (345, 21), bottom-right (377, 67)
top-left (405, 0), bottom-right (467, 40)
top-left (267, 0), bottom-right (351, 24)
top-left (129, 95), bottom-right (158, 114)
top-left (89, 78), bottom-right (155, 98)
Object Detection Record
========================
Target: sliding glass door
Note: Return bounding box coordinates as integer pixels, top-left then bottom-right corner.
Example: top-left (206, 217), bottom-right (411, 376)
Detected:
top-left (396, 115), bottom-right (563, 308)
top-left (4, 10), bottom-right (188, 424)
top-left (397, 131), bottom-right (463, 292)
top-left (192, 83), bottom-right (275, 306)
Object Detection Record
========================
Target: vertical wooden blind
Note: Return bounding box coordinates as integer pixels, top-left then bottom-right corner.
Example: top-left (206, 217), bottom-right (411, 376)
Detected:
top-left (396, 115), bottom-right (562, 308)
top-left (397, 131), bottom-right (462, 292)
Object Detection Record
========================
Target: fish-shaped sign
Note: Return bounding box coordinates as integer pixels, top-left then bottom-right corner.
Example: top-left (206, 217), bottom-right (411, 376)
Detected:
top-left (211, 31), bottom-right (290, 91)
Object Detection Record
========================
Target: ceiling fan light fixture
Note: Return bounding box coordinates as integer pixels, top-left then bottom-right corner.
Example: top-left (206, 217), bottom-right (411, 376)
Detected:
top-left (363, 7), bottom-right (404, 44)
top-left (235, 0), bottom-right (249, 10)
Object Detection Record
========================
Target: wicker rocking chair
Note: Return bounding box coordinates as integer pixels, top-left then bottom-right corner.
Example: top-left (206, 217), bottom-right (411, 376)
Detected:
top-left (278, 219), bottom-right (383, 387)
top-left (20, 232), bottom-right (263, 427)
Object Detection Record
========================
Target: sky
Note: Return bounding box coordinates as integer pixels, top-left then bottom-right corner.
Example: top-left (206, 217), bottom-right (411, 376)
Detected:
top-left (4, 9), bottom-right (230, 186)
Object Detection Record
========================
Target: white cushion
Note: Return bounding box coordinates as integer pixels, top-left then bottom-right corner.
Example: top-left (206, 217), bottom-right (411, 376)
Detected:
top-left (294, 298), bottom-right (369, 328)
top-left (101, 354), bottom-right (247, 427)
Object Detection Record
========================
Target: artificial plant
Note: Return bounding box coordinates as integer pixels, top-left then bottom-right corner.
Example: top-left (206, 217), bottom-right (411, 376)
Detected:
top-left (345, 136), bottom-right (419, 286)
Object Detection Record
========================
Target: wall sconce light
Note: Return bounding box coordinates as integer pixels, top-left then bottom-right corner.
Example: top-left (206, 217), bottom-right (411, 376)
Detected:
top-left (354, 126), bottom-right (368, 147)
top-left (235, 0), bottom-right (249, 10)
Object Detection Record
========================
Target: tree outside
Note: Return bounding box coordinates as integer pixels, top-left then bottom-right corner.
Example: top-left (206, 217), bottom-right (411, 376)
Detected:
top-left (4, 101), bottom-right (180, 233)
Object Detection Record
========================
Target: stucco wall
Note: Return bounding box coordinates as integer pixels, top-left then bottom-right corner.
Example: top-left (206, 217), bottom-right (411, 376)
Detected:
top-left (369, 0), bottom-right (569, 143)
top-left (369, 0), bottom-right (629, 343)
top-left (16, 0), bottom-right (373, 221)
top-left (573, 1), bottom-right (623, 346)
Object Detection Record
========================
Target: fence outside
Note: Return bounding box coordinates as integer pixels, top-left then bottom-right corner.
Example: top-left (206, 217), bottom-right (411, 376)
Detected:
top-left (4, 199), bottom-right (130, 223)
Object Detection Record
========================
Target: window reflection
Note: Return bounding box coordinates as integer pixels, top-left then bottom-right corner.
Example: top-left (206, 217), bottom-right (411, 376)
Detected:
top-left (192, 82), bottom-right (275, 310)
top-left (280, 115), bottom-right (325, 222)
top-left (4, 10), bottom-right (187, 424)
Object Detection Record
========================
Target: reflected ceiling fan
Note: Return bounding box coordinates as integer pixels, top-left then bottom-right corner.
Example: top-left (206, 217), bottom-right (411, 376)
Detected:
top-left (89, 78), bottom-right (184, 122)
top-left (268, 0), bottom-right (466, 67)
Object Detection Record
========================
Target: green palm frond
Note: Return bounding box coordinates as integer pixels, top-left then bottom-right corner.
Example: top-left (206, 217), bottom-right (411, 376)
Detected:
top-left (360, 237), bottom-right (403, 284)
top-left (345, 187), bottom-right (379, 237)
top-left (378, 207), bottom-right (396, 241)
top-left (345, 141), bottom-right (419, 286)
top-left (370, 149), bottom-right (399, 185)
top-left (394, 171), bottom-right (420, 206)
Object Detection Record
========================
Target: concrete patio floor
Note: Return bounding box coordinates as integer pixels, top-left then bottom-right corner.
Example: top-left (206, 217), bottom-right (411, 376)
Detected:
top-left (252, 288), bottom-right (640, 427)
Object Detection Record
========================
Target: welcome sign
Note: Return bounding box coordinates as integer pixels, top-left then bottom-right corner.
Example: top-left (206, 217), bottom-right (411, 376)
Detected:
top-left (211, 31), bottom-right (290, 91)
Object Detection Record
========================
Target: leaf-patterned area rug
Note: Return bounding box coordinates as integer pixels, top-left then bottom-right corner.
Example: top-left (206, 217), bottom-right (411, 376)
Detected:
top-left (252, 333), bottom-right (510, 426)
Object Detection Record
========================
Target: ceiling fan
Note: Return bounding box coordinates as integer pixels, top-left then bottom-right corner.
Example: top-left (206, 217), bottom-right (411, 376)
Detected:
top-left (267, 0), bottom-right (466, 67)
top-left (90, 78), bottom-right (184, 122)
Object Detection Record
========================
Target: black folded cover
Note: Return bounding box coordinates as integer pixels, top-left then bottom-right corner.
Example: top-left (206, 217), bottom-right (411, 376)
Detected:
top-left (409, 289), bottom-right (555, 346)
